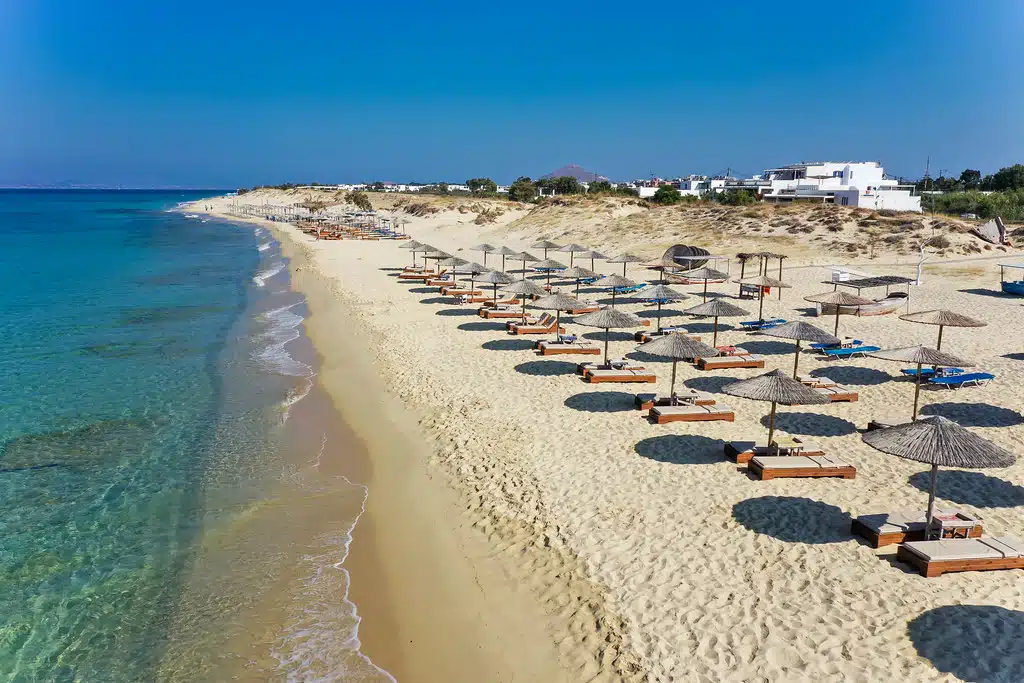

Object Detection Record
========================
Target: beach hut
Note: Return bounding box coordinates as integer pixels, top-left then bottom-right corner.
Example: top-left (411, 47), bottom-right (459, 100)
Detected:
top-left (862, 416), bottom-right (1016, 537)
top-left (723, 369), bottom-right (830, 455)
top-left (607, 252), bottom-right (645, 277)
top-left (637, 333), bottom-right (718, 401)
top-left (575, 308), bottom-right (644, 365)
top-left (762, 321), bottom-right (840, 377)
top-left (805, 290), bottom-right (875, 336)
top-left (736, 275), bottom-right (789, 323)
top-left (633, 284), bottom-right (687, 332)
top-left (682, 299), bottom-right (750, 347)
top-left (899, 310), bottom-right (986, 351)
top-left (594, 274), bottom-right (636, 308)
top-left (530, 240), bottom-right (562, 259)
top-left (531, 292), bottom-right (582, 342)
top-left (868, 346), bottom-right (974, 421)
top-left (557, 243), bottom-right (589, 268)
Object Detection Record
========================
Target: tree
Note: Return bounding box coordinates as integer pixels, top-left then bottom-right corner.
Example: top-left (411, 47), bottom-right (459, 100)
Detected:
top-left (369, 181), bottom-right (386, 191)
top-left (467, 177), bottom-right (498, 194)
top-left (990, 164), bottom-right (1024, 192)
top-left (347, 190), bottom-right (372, 211)
top-left (959, 169), bottom-right (982, 189)
top-left (299, 198), bottom-right (328, 216)
top-left (552, 176), bottom-right (583, 195)
top-left (651, 185), bottom-right (682, 205)
top-left (508, 176), bottom-right (537, 202)
top-left (718, 189), bottom-right (757, 206)
top-left (587, 180), bottom-right (613, 194)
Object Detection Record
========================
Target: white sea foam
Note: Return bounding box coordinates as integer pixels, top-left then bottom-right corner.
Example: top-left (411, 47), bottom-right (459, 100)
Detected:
top-left (254, 301), bottom-right (317, 422)
top-left (258, 242), bottom-right (271, 252)
top-left (272, 434), bottom-right (397, 683)
top-left (252, 262), bottom-right (286, 287)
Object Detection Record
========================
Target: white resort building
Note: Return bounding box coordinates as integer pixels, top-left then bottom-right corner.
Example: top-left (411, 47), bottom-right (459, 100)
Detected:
top-left (724, 161), bottom-right (921, 212)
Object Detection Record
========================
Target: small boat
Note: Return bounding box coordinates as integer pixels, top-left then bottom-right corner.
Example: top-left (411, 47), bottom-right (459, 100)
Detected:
top-left (1000, 264), bottom-right (1024, 296)
top-left (820, 292), bottom-right (907, 317)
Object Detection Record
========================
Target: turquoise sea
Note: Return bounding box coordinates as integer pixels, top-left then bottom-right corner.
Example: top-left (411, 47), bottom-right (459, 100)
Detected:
top-left (0, 191), bottom-right (391, 682)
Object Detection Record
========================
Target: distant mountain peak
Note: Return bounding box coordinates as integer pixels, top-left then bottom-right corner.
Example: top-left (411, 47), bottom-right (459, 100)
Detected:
top-left (541, 164), bottom-right (607, 182)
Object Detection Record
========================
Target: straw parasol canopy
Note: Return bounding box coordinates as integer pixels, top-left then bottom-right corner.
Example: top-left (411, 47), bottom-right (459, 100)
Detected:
top-left (607, 252), bottom-right (646, 277)
top-left (557, 243), bottom-right (589, 267)
top-left (478, 269), bottom-right (515, 304)
top-left (504, 279), bottom-right (548, 319)
top-left (494, 245), bottom-right (519, 271)
top-left (899, 310), bottom-right (987, 351)
top-left (595, 274), bottom-right (637, 308)
top-left (762, 321), bottom-right (841, 377)
top-left (414, 243), bottom-right (437, 268)
top-left (398, 239), bottom-right (425, 265)
top-left (805, 290), bottom-right (875, 336)
top-left (454, 261), bottom-right (489, 292)
top-left (532, 258), bottom-right (568, 289)
top-left (471, 242), bottom-right (496, 266)
top-left (683, 298), bottom-right (750, 347)
top-left (634, 284), bottom-right (687, 332)
top-left (439, 256), bottom-right (468, 285)
top-left (736, 275), bottom-right (790, 322)
top-left (564, 265), bottom-right (599, 296)
top-left (576, 250), bottom-right (607, 271)
top-left (682, 266), bottom-right (731, 302)
top-left (723, 369), bottom-right (830, 453)
top-left (509, 250), bottom-right (539, 279)
top-left (638, 333), bottom-right (719, 401)
top-left (575, 307), bottom-right (644, 365)
top-left (869, 346), bottom-right (975, 421)
top-left (530, 239), bottom-right (562, 258)
top-left (863, 416), bottom-right (1016, 535)
top-left (531, 292), bottom-right (583, 341)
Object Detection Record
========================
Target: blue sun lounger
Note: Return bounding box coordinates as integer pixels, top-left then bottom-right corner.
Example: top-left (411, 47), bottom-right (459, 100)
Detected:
top-left (821, 345), bottom-right (881, 359)
top-left (811, 339), bottom-right (862, 350)
top-left (928, 372), bottom-right (995, 388)
top-left (740, 318), bottom-right (786, 330)
top-left (901, 367), bottom-right (964, 379)
top-left (613, 284), bottom-right (647, 294)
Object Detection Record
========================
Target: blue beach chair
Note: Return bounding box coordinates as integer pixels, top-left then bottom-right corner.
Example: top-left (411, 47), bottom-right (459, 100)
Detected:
top-left (901, 367), bottom-right (964, 379)
top-left (821, 345), bottom-right (881, 360)
top-left (811, 339), bottom-right (862, 350)
top-left (928, 372), bottom-right (995, 388)
top-left (739, 318), bottom-right (787, 330)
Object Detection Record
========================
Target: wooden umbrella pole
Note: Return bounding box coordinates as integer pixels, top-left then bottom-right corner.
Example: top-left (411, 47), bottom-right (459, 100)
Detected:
top-left (834, 309), bottom-right (840, 336)
top-left (492, 283), bottom-right (499, 305)
top-left (758, 289), bottom-right (765, 322)
top-left (936, 325), bottom-right (944, 351)
top-left (575, 279), bottom-right (580, 297)
top-left (778, 260), bottom-right (784, 300)
top-left (792, 340), bottom-right (801, 378)
top-left (712, 318), bottom-right (719, 347)
top-left (703, 279), bottom-right (708, 303)
top-left (767, 401), bottom-right (778, 454)
top-left (913, 361), bottom-right (923, 421)
top-left (670, 360), bottom-right (678, 400)
top-left (656, 301), bottom-right (663, 332)
top-left (553, 310), bottom-right (561, 342)
top-left (926, 463), bottom-right (939, 538)
top-left (738, 261), bottom-right (746, 296)
top-left (603, 329), bottom-right (610, 365)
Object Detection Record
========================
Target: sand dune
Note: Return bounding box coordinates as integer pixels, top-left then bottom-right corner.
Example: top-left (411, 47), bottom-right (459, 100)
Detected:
top-left (199, 192), bottom-right (1024, 682)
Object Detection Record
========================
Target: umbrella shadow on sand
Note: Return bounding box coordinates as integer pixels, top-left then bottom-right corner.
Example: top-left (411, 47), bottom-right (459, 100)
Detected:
top-left (959, 288), bottom-right (1012, 299)
top-left (684, 322), bottom-right (735, 335)
top-left (408, 287), bottom-right (435, 294)
top-left (732, 496), bottom-right (852, 544)
top-left (909, 605), bottom-right (1024, 682)
top-left (908, 470), bottom-right (1024, 509)
top-left (436, 308), bottom-right (478, 317)
top-left (582, 331), bottom-right (636, 342)
top-left (564, 391), bottom-right (636, 413)
top-left (481, 339), bottom-right (535, 352)
top-left (458, 321), bottom-right (506, 332)
top-left (809, 366), bottom-right (891, 386)
top-left (735, 340), bottom-right (795, 355)
top-left (634, 434), bottom-right (724, 465)
top-left (683, 376), bottom-right (736, 394)
top-left (419, 296), bottom-right (454, 305)
top-left (759, 412), bottom-right (858, 436)
top-left (793, 306), bottom-right (821, 317)
top-left (920, 402), bottom-right (1024, 428)
top-left (514, 360), bottom-right (576, 376)
top-left (1004, 352), bottom-right (1024, 361)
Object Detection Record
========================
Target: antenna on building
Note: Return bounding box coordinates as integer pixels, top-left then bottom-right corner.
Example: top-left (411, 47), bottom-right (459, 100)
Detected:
top-left (923, 155), bottom-right (931, 191)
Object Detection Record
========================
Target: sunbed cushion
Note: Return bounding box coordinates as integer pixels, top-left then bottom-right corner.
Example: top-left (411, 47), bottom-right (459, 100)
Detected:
top-left (752, 455), bottom-right (851, 470)
top-left (588, 368), bottom-right (652, 380)
top-left (651, 403), bottom-right (731, 418)
top-left (901, 538), bottom-right (1022, 562)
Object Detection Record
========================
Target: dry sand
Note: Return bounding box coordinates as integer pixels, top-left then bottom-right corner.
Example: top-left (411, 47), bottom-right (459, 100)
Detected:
top-left (193, 193), bottom-right (1024, 682)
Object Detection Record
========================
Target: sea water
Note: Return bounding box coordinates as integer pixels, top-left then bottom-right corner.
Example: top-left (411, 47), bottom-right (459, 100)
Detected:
top-left (0, 191), bottom-right (392, 681)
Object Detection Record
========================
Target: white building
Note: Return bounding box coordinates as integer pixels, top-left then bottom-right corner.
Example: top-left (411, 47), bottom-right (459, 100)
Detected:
top-left (723, 161), bottom-right (920, 212)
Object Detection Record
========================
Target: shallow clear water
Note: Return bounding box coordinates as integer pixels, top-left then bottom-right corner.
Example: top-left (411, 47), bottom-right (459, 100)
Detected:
top-left (0, 191), bottom-right (391, 682)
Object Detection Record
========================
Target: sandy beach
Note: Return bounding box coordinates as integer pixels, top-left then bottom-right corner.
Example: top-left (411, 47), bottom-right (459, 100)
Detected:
top-left (192, 192), bottom-right (1024, 682)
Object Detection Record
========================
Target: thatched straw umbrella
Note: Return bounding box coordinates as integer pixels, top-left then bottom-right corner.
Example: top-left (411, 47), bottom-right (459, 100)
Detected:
top-left (415, 244), bottom-right (438, 269)
top-left (438, 256), bottom-right (468, 285)
top-left (454, 261), bottom-right (489, 293)
top-left (633, 284), bottom-right (687, 332)
top-left (471, 243), bottom-right (496, 266)
top-left (509, 250), bottom-right (539, 279)
top-left (607, 252), bottom-right (645, 277)
top-left (575, 308), bottom-right (644, 365)
top-left (863, 416), bottom-right (1016, 536)
top-left (531, 292), bottom-right (581, 341)
top-left (637, 333), bottom-right (718, 402)
top-left (682, 266), bottom-right (730, 302)
top-left (565, 265), bottom-right (598, 297)
top-left (736, 275), bottom-right (790, 323)
top-left (494, 246), bottom-right (519, 271)
top-left (424, 250), bottom-right (452, 275)
top-left (643, 257), bottom-right (677, 284)
top-left (683, 299), bottom-right (750, 347)
top-left (532, 258), bottom-right (567, 289)
top-left (398, 239), bottom-right (425, 266)
top-left (530, 239), bottom-right (562, 259)
top-left (557, 243), bottom-right (589, 267)
top-left (576, 250), bottom-right (608, 272)
top-left (762, 321), bottom-right (840, 378)
top-left (899, 310), bottom-right (986, 351)
top-left (736, 253), bottom-right (755, 296)
top-left (723, 369), bottom-right (831, 454)
top-left (594, 274), bottom-right (636, 308)
top-left (478, 270), bottom-right (515, 305)
top-left (804, 290), bottom-right (874, 336)
top-left (869, 346), bottom-right (974, 421)
top-left (504, 279), bottom-right (547, 320)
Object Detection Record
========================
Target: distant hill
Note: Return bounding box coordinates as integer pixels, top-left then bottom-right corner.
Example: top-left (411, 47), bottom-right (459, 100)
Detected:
top-left (541, 164), bottom-right (608, 183)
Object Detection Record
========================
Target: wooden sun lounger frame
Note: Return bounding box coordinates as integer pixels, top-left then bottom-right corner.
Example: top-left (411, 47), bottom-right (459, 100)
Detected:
top-left (697, 356), bottom-right (766, 370)
top-left (896, 544), bottom-right (1024, 578)
top-left (850, 518), bottom-right (984, 549)
top-left (585, 369), bottom-right (656, 384)
top-left (724, 441), bottom-right (824, 464)
top-left (648, 405), bottom-right (734, 424)
top-left (478, 307), bottom-right (526, 319)
top-left (633, 393), bottom-right (715, 410)
top-left (748, 459), bottom-right (856, 480)
top-left (534, 340), bottom-right (601, 356)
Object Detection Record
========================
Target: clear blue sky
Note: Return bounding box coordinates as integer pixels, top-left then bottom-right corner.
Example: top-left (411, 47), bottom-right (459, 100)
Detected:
top-left (3, 1), bottom-right (1022, 187)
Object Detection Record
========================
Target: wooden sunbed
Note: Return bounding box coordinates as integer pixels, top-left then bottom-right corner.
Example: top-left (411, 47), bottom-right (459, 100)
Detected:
top-left (897, 537), bottom-right (1024, 577)
top-left (649, 403), bottom-right (734, 423)
top-left (634, 390), bottom-right (715, 410)
top-left (402, 266), bottom-right (431, 273)
top-left (478, 307), bottom-right (526, 319)
top-left (634, 329), bottom-right (700, 343)
top-left (481, 297), bottom-right (519, 308)
top-left (696, 354), bottom-right (766, 370)
top-left (748, 455), bottom-right (856, 480)
top-left (508, 314), bottom-right (566, 335)
top-left (585, 368), bottom-right (656, 384)
top-left (567, 304), bottom-right (601, 314)
top-left (813, 385), bottom-right (859, 402)
top-left (425, 277), bottom-right (454, 287)
top-left (576, 360), bottom-right (644, 376)
top-left (724, 438), bottom-right (824, 464)
top-left (439, 286), bottom-right (481, 296)
top-left (399, 269), bottom-right (445, 282)
top-left (535, 339), bottom-right (601, 356)
top-left (851, 509), bottom-right (983, 548)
